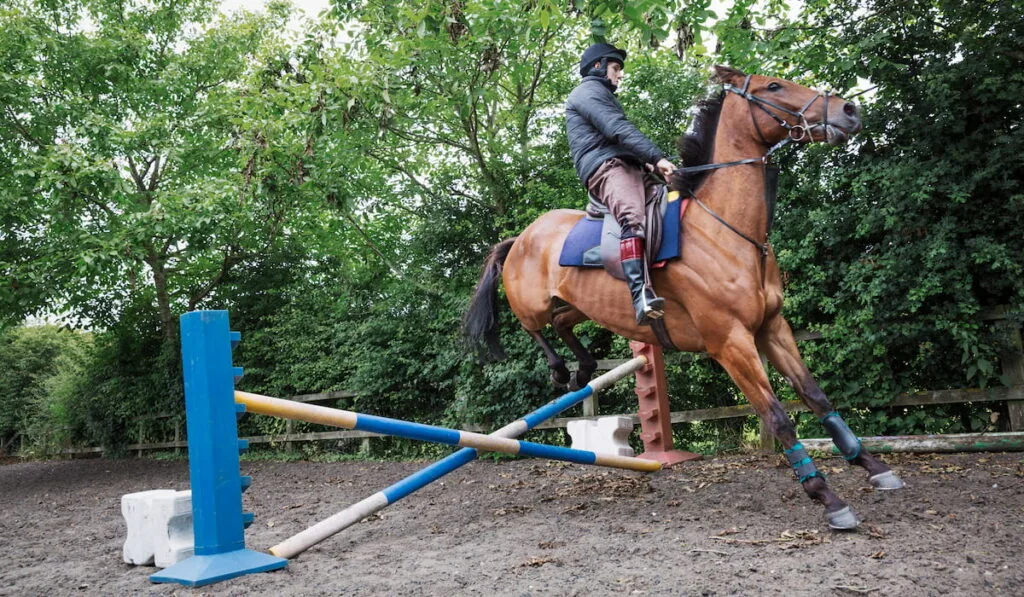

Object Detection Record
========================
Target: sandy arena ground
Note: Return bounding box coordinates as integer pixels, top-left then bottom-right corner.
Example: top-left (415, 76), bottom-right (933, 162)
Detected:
top-left (1, 452), bottom-right (1021, 596)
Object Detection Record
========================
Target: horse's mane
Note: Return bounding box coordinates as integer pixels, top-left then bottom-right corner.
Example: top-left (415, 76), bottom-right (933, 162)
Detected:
top-left (668, 90), bottom-right (725, 197)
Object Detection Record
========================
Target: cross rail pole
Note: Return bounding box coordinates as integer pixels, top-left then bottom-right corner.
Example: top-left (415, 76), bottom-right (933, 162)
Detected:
top-left (235, 389), bottom-right (661, 473)
top-left (266, 357), bottom-right (650, 559)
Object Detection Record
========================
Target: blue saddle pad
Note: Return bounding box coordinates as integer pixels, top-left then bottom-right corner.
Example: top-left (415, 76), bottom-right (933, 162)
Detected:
top-left (558, 198), bottom-right (682, 267)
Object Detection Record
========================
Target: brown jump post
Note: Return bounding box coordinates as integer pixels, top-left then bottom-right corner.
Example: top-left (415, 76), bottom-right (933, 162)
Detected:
top-left (630, 341), bottom-right (702, 465)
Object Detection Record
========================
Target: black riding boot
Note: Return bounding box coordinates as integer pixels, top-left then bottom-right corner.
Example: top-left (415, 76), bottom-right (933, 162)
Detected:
top-left (620, 232), bottom-right (664, 325)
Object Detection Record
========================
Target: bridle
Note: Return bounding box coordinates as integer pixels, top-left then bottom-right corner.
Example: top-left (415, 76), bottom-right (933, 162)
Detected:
top-left (670, 76), bottom-right (831, 179)
top-left (725, 74), bottom-right (830, 146)
top-left (673, 75), bottom-right (832, 283)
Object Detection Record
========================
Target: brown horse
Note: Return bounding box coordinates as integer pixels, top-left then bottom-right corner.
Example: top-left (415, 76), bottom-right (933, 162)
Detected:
top-left (464, 66), bottom-right (904, 529)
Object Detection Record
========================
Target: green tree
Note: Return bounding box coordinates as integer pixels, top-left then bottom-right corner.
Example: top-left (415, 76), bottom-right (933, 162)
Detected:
top-left (0, 325), bottom-right (91, 454)
top-left (767, 0), bottom-right (1024, 433)
top-left (0, 0), bottom-right (330, 341)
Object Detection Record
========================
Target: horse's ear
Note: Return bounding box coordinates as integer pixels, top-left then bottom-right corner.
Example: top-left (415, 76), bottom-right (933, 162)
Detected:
top-left (713, 65), bottom-right (746, 85)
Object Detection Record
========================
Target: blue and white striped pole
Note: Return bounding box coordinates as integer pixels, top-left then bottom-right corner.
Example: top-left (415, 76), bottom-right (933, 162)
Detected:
top-left (266, 357), bottom-right (649, 559)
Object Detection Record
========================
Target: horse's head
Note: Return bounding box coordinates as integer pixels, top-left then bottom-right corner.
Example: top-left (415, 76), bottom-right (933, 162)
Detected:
top-left (713, 65), bottom-right (862, 147)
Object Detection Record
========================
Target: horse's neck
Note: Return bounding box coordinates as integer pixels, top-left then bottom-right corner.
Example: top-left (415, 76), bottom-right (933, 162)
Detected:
top-left (696, 110), bottom-right (770, 246)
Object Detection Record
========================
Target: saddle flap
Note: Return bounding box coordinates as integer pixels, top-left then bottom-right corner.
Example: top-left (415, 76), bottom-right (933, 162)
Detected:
top-left (599, 216), bottom-right (626, 281)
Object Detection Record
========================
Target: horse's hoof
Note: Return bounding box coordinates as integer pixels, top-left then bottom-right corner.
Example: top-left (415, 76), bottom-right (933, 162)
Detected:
top-left (550, 372), bottom-right (569, 391)
top-left (826, 506), bottom-right (860, 530)
top-left (869, 470), bottom-right (905, 491)
top-left (568, 371), bottom-right (587, 391)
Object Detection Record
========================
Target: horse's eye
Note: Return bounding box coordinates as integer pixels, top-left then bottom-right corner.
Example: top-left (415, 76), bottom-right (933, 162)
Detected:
top-left (767, 82), bottom-right (782, 91)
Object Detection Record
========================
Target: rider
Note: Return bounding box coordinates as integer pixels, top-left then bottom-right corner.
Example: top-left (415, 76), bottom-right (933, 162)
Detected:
top-left (565, 42), bottom-right (677, 325)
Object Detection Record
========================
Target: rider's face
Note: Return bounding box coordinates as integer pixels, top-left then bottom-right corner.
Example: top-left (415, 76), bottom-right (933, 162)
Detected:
top-left (607, 61), bottom-right (624, 87)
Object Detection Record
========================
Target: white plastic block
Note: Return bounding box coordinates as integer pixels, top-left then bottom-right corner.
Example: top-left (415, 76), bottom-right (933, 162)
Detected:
top-left (567, 416), bottom-right (635, 457)
top-left (121, 489), bottom-right (194, 568)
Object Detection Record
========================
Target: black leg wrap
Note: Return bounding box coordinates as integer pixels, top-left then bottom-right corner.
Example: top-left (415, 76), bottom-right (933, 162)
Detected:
top-left (783, 443), bottom-right (823, 484)
top-left (821, 412), bottom-right (862, 461)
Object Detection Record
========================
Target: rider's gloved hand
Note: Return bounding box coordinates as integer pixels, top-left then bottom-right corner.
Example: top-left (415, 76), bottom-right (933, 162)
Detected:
top-left (656, 158), bottom-right (676, 180)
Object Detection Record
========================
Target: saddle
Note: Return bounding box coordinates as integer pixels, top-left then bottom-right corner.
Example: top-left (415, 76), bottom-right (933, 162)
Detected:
top-left (558, 187), bottom-right (687, 279)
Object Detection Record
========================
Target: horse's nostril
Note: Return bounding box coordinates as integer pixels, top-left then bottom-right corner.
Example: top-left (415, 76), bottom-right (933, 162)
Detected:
top-left (843, 102), bottom-right (858, 117)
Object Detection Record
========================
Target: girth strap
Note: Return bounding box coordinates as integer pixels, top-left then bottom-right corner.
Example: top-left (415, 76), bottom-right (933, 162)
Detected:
top-left (650, 318), bottom-right (676, 352)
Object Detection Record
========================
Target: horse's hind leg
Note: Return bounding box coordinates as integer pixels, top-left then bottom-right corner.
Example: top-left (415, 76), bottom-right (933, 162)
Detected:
top-left (552, 306), bottom-right (597, 390)
top-left (525, 328), bottom-right (572, 389)
top-left (757, 315), bottom-right (905, 490)
top-left (706, 324), bottom-right (860, 529)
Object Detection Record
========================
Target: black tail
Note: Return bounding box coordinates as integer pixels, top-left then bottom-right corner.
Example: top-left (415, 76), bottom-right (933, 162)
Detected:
top-left (463, 237), bottom-right (517, 362)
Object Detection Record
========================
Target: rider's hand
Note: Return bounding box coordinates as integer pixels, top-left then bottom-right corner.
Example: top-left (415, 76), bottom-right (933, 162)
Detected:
top-left (656, 158), bottom-right (676, 180)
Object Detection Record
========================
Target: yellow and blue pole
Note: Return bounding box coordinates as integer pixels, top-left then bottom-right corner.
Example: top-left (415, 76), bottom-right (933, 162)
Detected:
top-left (235, 390), bottom-right (661, 472)
top-left (267, 357), bottom-right (650, 559)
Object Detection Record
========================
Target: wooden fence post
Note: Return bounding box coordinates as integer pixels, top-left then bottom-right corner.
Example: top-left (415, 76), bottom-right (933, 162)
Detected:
top-left (285, 419), bottom-right (296, 454)
top-left (174, 420), bottom-right (182, 456)
top-left (1003, 321), bottom-right (1024, 431)
top-left (137, 420), bottom-right (145, 458)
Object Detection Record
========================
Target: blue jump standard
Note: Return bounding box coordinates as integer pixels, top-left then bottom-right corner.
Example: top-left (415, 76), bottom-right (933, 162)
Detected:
top-left (150, 311), bottom-right (286, 587)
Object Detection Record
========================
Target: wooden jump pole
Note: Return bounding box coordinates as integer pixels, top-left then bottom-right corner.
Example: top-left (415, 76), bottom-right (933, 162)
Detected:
top-left (269, 357), bottom-right (649, 559)
top-left (235, 390), bottom-right (661, 473)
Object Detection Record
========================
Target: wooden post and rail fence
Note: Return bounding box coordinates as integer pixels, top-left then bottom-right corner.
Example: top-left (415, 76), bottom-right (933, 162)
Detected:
top-left (45, 307), bottom-right (1024, 457)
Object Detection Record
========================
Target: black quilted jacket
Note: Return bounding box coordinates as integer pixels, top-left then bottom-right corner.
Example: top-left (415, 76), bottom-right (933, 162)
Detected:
top-left (565, 76), bottom-right (666, 186)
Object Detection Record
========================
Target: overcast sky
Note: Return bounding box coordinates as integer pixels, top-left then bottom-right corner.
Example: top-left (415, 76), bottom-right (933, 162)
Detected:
top-left (220, 0), bottom-right (331, 18)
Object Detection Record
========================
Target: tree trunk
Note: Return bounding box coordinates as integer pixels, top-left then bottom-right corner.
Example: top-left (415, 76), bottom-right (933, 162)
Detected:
top-left (148, 254), bottom-right (175, 344)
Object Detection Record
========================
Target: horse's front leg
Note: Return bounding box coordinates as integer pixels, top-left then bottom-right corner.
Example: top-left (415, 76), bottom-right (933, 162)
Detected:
top-left (757, 315), bottom-right (905, 490)
top-left (708, 326), bottom-right (860, 529)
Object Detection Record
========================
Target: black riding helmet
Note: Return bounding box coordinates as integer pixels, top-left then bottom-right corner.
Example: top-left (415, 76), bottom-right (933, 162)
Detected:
top-left (579, 42), bottom-right (627, 78)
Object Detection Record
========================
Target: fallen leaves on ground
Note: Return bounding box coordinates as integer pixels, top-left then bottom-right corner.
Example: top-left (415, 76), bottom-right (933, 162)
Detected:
top-left (687, 461), bottom-right (746, 486)
top-left (560, 502), bottom-right (588, 514)
top-left (709, 528), bottom-right (829, 550)
top-left (489, 479), bottom-right (529, 493)
top-left (519, 556), bottom-right (559, 567)
top-left (919, 463), bottom-right (969, 476)
top-left (492, 505), bottom-right (532, 516)
top-left (551, 472), bottom-right (652, 499)
top-left (777, 529), bottom-right (829, 550)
